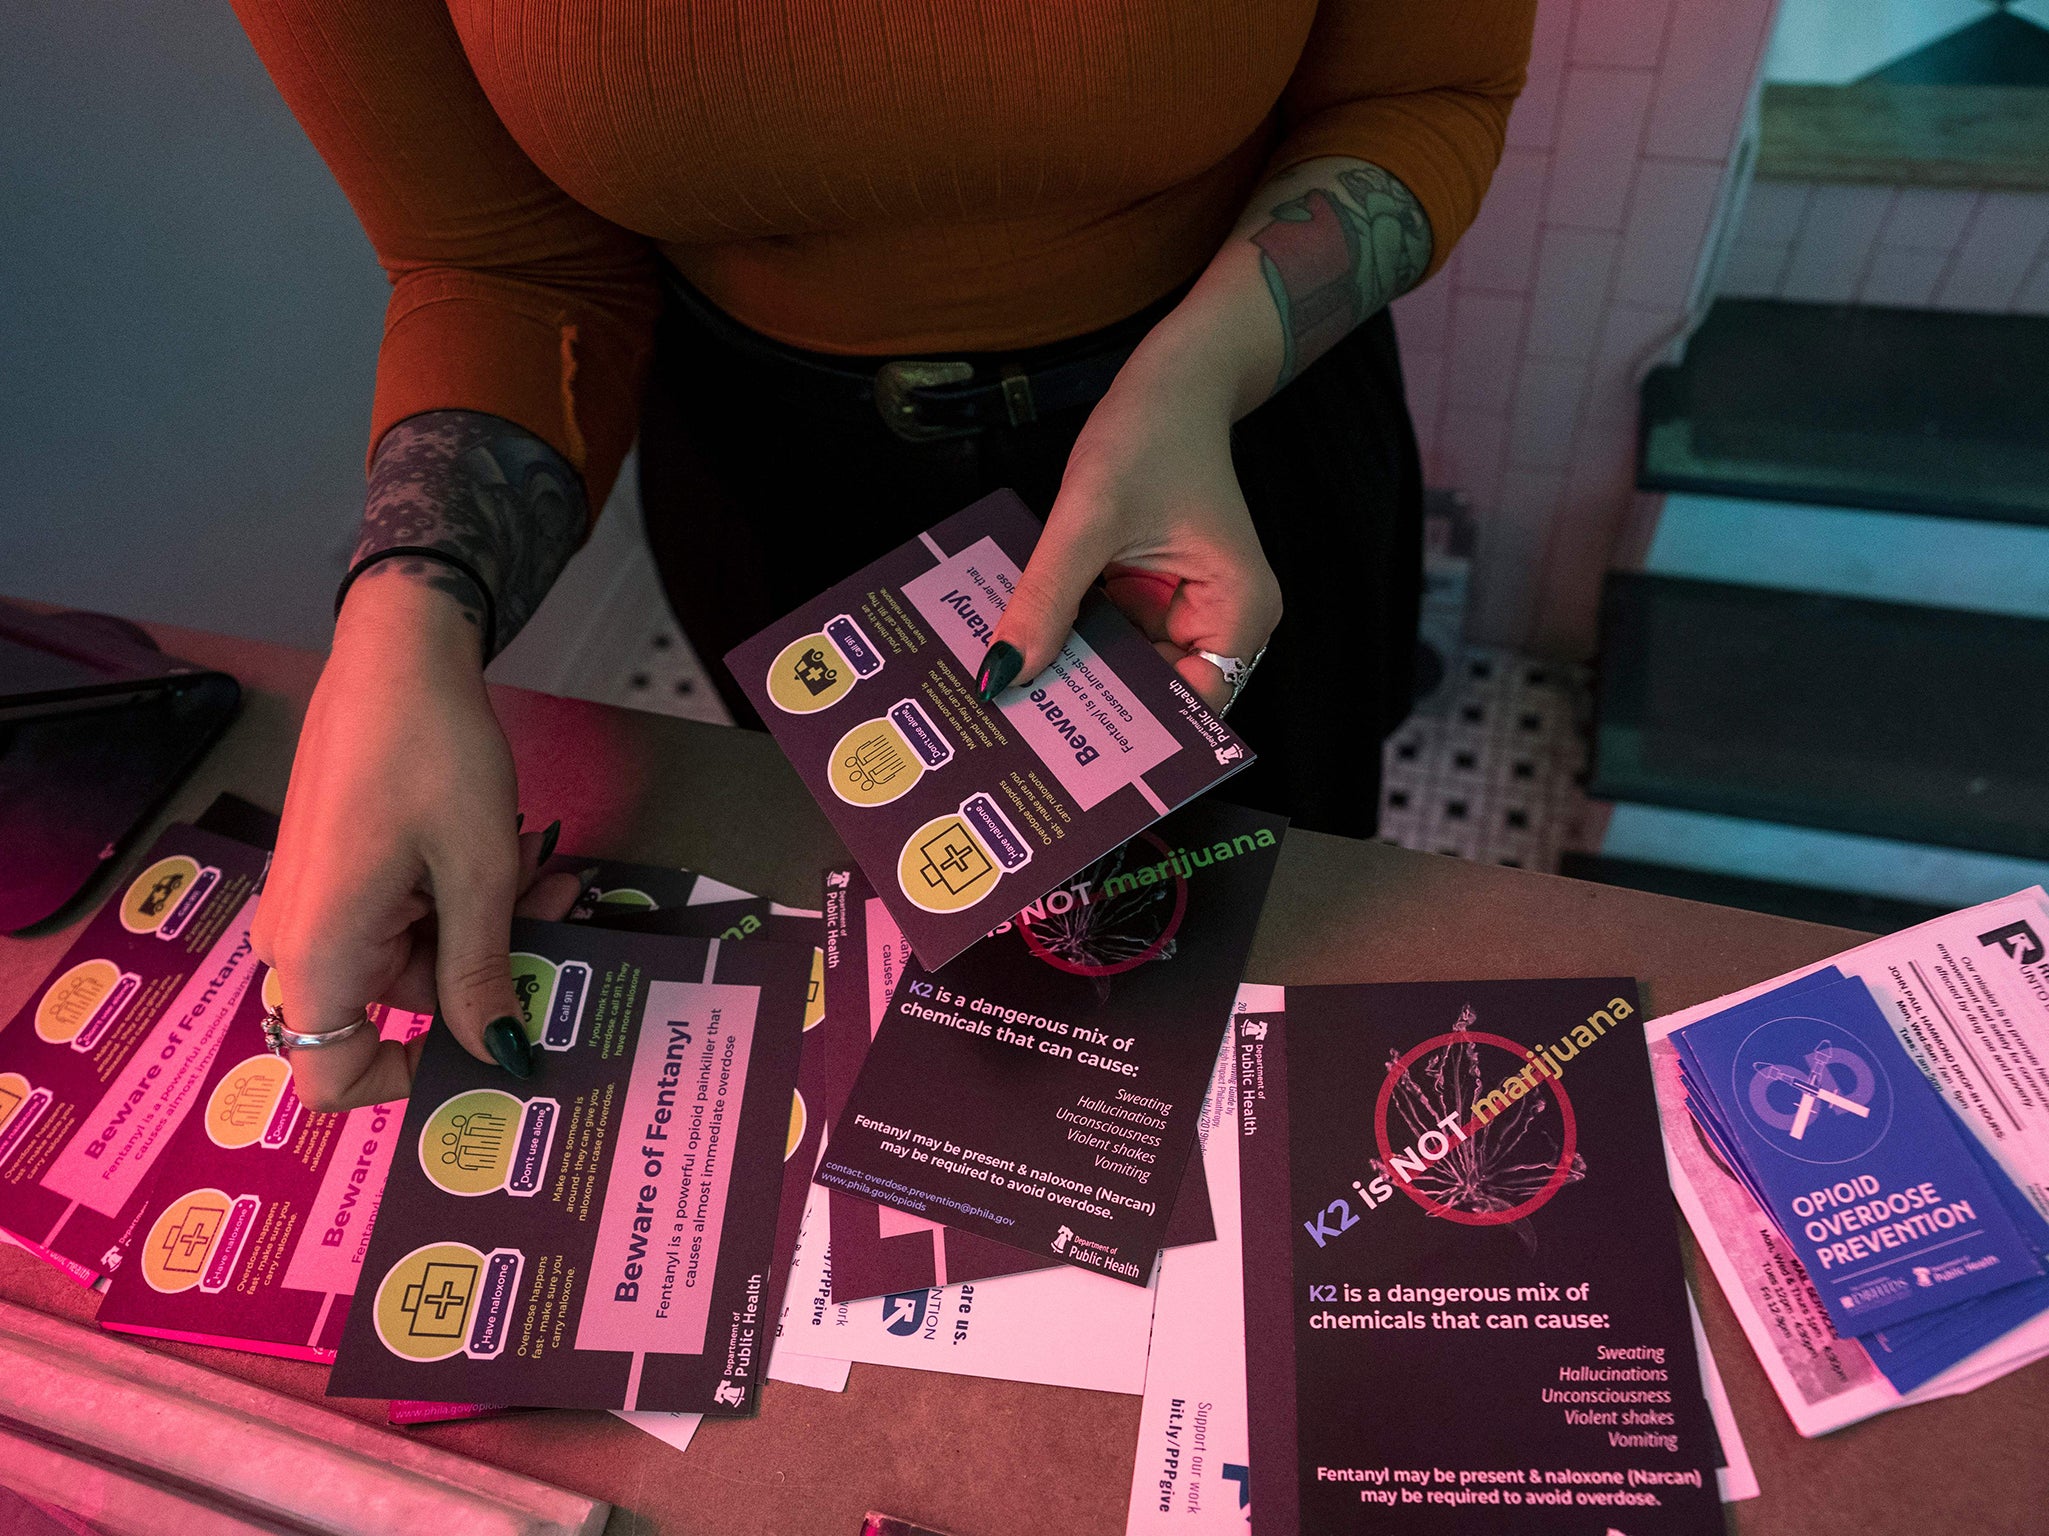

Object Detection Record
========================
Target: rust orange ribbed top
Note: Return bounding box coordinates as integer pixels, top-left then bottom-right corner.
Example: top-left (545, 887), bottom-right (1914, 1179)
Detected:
top-left (233, 0), bottom-right (1533, 507)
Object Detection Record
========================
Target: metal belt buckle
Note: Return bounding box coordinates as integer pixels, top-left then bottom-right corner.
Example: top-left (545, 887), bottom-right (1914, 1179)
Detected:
top-left (875, 359), bottom-right (975, 442)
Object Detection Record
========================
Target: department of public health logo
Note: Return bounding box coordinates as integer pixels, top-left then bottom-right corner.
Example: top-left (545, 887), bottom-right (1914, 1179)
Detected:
top-left (1733, 1012), bottom-right (1894, 1164)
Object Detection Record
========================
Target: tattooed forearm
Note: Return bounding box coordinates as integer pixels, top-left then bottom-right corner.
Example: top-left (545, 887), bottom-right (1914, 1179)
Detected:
top-left (345, 410), bottom-right (586, 658)
top-left (1250, 163), bottom-right (1432, 389)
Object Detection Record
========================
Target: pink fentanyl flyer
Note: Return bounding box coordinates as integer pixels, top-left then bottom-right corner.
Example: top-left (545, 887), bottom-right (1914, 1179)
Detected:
top-left (0, 824), bottom-right (269, 1281)
top-left (96, 987), bottom-right (429, 1361)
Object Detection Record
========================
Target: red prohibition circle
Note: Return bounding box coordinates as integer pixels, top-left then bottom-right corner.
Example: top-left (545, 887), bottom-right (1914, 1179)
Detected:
top-left (1019, 831), bottom-right (1188, 977)
top-left (1373, 1029), bottom-right (1579, 1226)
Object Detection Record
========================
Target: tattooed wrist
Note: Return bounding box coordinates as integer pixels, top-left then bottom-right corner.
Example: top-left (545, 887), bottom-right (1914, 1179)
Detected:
top-left (1250, 162), bottom-right (1432, 390)
top-left (343, 410), bottom-right (586, 659)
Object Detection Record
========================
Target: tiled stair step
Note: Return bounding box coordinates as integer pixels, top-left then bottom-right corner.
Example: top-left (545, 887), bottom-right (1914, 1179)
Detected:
top-left (1592, 572), bottom-right (2049, 861)
top-left (1640, 299), bottom-right (2049, 526)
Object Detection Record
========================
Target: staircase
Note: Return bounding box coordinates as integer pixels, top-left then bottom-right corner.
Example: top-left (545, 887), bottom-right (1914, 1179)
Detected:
top-left (1577, 278), bottom-right (2049, 931)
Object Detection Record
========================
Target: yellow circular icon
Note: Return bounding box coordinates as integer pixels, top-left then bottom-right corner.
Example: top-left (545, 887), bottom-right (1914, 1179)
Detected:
top-left (898, 815), bottom-right (1002, 914)
top-left (0, 1072), bottom-right (33, 1133)
top-left (787, 1088), bottom-right (808, 1162)
top-left (804, 948), bottom-right (825, 1032)
top-left (36, 959), bottom-right (122, 1044)
top-left (767, 634), bottom-right (853, 714)
top-left (827, 717), bottom-right (923, 807)
top-left (122, 855), bottom-right (201, 934)
top-left (373, 1241), bottom-right (489, 1361)
top-left (205, 1055), bottom-right (293, 1150)
top-left (509, 953), bottom-right (557, 1045)
top-left (592, 887), bottom-right (656, 911)
top-left (261, 967), bottom-right (284, 1011)
top-left (419, 1088), bottom-right (523, 1196)
top-left (139, 1188), bottom-right (235, 1294)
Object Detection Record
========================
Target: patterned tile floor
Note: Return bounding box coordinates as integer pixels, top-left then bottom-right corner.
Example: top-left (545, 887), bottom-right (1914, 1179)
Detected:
top-left (1376, 646), bottom-right (1597, 872)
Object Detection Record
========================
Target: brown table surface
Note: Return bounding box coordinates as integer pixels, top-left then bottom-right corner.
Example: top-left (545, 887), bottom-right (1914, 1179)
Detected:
top-left (3, 622), bottom-right (2045, 1536)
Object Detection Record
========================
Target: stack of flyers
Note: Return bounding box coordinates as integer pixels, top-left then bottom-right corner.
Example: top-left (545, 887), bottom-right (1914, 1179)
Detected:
top-left (0, 824), bottom-right (270, 1283)
top-left (819, 796), bottom-right (1279, 1292)
top-left (327, 916), bottom-right (811, 1414)
top-left (1651, 886), bottom-right (2049, 1433)
top-left (726, 490), bottom-right (1255, 969)
top-left (95, 979), bottom-right (429, 1360)
top-left (1671, 970), bottom-right (2049, 1350)
top-left (817, 866), bottom-right (1215, 1304)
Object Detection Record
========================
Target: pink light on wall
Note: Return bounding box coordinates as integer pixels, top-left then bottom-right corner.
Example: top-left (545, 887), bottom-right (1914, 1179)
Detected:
top-left (1392, 0), bottom-right (1782, 656)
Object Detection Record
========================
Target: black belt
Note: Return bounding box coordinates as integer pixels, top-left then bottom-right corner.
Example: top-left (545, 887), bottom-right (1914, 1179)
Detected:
top-left (659, 261), bottom-right (1177, 443)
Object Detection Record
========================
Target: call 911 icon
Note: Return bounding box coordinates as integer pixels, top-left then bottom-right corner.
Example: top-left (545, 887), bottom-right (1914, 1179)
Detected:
top-left (509, 952), bottom-right (591, 1051)
top-left (827, 698), bottom-right (954, 807)
top-left (373, 1241), bottom-right (523, 1362)
top-left (765, 613), bottom-right (884, 715)
top-left (419, 1088), bottom-right (559, 1197)
top-left (897, 793), bottom-right (1034, 914)
top-left (120, 854), bottom-right (220, 939)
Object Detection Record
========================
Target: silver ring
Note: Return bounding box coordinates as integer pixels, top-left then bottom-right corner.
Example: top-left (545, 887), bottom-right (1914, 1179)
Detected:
top-left (261, 1003), bottom-right (373, 1057)
top-left (1196, 645), bottom-right (1267, 715)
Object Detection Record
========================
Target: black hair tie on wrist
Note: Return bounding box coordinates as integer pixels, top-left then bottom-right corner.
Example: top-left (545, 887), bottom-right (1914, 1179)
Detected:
top-left (334, 545), bottom-right (499, 664)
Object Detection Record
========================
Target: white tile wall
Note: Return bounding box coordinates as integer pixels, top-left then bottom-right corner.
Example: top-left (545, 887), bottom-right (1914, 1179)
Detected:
top-left (1719, 180), bottom-right (2049, 313)
top-left (1392, 0), bottom-right (1780, 658)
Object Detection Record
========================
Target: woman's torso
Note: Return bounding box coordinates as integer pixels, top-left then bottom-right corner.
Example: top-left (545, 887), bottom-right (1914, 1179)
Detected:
top-left (445, 0), bottom-right (1320, 352)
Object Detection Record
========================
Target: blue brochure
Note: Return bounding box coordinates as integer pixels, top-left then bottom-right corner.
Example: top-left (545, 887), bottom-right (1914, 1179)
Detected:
top-left (1677, 973), bottom-right (2043, 1336)
top-left (1861, 1105), bottom-right (2049, 1392)
top-left (1674, 969), bottom-right (1845, 1212)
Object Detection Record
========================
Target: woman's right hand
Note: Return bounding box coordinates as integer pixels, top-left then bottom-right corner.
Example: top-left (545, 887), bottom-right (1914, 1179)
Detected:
top-left (252, 577), bottom-right (580, 1112)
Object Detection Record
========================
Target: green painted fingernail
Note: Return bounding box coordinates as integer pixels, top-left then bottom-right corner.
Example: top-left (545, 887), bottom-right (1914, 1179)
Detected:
top-left (975, 641), bottom-right (1023, 702)
top-left (484, 1016), bottom-right (533, 1078)
top-left (537, 819), bottom-right (562, 865)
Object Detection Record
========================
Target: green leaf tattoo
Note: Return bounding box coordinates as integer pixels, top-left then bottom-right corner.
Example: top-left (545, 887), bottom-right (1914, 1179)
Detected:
top-left (1251, 164), bottom-right (1432, 389)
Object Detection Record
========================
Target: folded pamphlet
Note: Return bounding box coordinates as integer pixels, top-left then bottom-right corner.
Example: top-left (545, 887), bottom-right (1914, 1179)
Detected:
top-left (1650, 887), bottom-right (2049, 1435)
top-left (1674, 973), bottom-right (2043, 1335)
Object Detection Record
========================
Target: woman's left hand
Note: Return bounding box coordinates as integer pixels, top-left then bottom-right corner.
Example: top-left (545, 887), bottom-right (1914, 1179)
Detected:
top-left (978, 323), bottom-right (1282, 717)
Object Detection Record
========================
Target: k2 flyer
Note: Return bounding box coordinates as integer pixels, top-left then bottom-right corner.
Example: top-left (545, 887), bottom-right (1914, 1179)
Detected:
top-left (821, 800), bottom-right (1281, 1285)
top-left (817, 866), bottom-right (1213, 1302)
top-left (726, 490), bottom-right (1253, 968)
top-left (1238, 981), bottom-right (1723, 1534)
top-left (0, 824), bottom-right (269, 1281)
top-left (328, 919), bottom-right (810, 1414)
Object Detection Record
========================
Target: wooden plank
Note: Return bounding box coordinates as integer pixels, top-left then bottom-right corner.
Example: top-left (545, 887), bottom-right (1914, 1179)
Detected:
top-left (1759, 83), bottom-right (2049, 191)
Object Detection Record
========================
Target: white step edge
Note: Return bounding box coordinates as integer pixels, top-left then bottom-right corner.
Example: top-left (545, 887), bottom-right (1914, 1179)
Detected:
top-left (1601, 802), bottom-right (2049, 910)
top-left (1645, 492), bottom-right (2049, 621)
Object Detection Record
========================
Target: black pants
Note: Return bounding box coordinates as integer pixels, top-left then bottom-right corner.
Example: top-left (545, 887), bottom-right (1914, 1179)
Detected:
top-left (638, 293), bottom-right (1422, 839)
